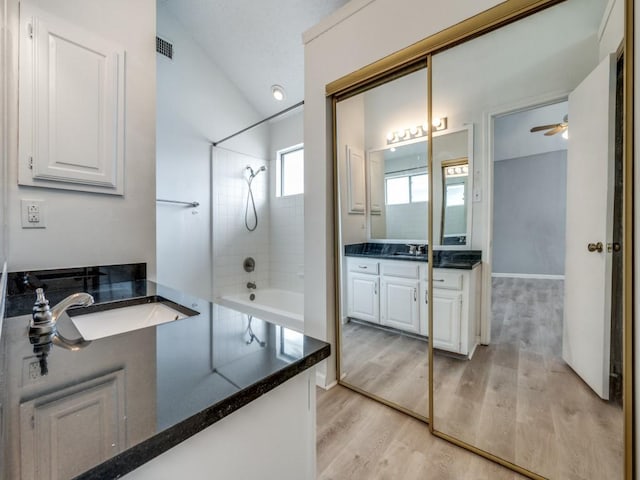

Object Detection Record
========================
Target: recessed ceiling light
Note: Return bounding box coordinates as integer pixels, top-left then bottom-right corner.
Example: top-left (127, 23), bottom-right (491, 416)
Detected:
top-left (271, 85), bottom-right (285, 101)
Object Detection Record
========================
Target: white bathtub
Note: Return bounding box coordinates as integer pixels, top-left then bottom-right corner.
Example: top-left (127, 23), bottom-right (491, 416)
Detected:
top-left (218, 289), bottom-right (304, 333)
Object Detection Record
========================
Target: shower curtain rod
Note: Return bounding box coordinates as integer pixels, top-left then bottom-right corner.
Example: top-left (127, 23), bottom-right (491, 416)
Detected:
top-left (211, 100), bottom-right (304, 147)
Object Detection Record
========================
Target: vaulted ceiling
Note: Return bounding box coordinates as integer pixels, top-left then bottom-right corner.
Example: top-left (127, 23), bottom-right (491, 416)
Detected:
top-left (158, 0), bottom-right (350, 118)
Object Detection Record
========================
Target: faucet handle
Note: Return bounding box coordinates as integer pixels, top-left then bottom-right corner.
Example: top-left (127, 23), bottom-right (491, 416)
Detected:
top-left (32, 288), bottom-right (53, 326)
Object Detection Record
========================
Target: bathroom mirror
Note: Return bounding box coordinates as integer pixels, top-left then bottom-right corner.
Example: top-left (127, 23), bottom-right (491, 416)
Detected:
top-left (368, 126), bottom-right (472, 245)
top-left (430, 1), bottom-right (626, 479)
top-left (335, 66), bottom-right (430, 420)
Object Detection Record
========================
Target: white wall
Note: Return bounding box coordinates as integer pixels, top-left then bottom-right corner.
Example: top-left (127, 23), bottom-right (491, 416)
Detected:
top-left (5, 0), bottom-right (157, 274)
top-left (268, 111), bottom-right (305, 293)
top-left (156, 6), bottom-right (269, 299)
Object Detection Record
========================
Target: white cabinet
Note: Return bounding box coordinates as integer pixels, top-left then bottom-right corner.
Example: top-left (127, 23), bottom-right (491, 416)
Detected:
top-left (348, 273), bottom-right (380, 323)
top-left (345, 256), bottom-right (481, 358)
top-left (421, 266), bottom-right (481, 356)
top-left (346, 258), bottom-right (380, 323)
top-left (18, 2), bottom-right (125, 195)
top-left (19, 370), bottom-right (126, 480)
top-left (380, 261), bottom-right (420, 333)
top-left (381, 277), bottom-right (420, 333)
top-left (432, 289), bottom-right (462, 352)
top-left (346, 146), bottom-right (366, 214)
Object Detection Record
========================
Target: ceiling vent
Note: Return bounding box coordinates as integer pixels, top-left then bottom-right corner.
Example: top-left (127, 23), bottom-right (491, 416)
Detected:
top-left (156, 36), bottom-right (173, 60)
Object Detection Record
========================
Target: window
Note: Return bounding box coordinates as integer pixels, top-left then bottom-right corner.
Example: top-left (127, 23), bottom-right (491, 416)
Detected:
top-left (445, 183), bottom-right (465, 206)
top-left (276, 144), bottom-right (304, 197)
top-left (385, 172), bottom-right (428, 205)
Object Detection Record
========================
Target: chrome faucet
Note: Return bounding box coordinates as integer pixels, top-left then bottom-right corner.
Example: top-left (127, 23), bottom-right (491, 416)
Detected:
top-left (247, 281), bottom-right (257, 290)
top-left (29, 288), bottom-right (95, 373)
top-left (30, 288), bottom-right (95, 336)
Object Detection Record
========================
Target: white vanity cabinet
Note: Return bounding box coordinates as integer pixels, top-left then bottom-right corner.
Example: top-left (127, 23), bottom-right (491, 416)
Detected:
top-left (345, 255), bottom-right (481, 358)
top-left (346, 258), bottom-right (380, 324)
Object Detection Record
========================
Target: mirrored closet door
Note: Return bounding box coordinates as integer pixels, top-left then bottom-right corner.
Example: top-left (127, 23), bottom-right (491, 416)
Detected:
top-left (331, 1), bottom-right (631, 478)
top-left (335, 65), bottom-right (431, 419)
top-left (430, 1), bottom-right (626, 479)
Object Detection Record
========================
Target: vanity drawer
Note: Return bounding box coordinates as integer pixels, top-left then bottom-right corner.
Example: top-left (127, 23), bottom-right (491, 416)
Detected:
top-left (381, 262), bottom-right (419, 279)
top-left (432, 270), bottom-right (463, 290)
top-left (348, 259), bottom-right (379, 275)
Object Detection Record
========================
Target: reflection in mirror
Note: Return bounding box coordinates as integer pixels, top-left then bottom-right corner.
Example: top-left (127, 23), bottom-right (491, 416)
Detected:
top-left (431, 1), bottom-right (624, 479)
top-left (368, 127), bottom-right (472, 245)
top-left (441, 159), bottom-right (468, 245)
top-left (336, 66), bottom-right (430, 419)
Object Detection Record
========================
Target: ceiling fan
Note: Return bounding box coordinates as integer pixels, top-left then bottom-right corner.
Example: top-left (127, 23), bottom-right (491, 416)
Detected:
top-left (530, 114), bottom-right (568, 136)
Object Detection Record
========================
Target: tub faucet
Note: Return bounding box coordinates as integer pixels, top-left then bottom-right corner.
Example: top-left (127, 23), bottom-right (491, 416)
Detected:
top-left (247, 281), bottom-right (257, 290)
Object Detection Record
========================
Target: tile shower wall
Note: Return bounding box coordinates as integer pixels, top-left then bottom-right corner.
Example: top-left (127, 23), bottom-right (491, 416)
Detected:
top-left (269, 192), bottom-right (304, 292)
top-left (212, 148), bottom-right (270, 297)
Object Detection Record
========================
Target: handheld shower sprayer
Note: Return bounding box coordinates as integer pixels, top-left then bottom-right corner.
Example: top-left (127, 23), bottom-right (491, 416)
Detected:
top-left (244, 164), bottom-right (267, 231)
top-left (246, 165), bottom-right (266, 180)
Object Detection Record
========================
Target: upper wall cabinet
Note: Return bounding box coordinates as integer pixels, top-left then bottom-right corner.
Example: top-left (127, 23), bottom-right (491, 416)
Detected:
top-left (18, 2), bottom-right (126, 195)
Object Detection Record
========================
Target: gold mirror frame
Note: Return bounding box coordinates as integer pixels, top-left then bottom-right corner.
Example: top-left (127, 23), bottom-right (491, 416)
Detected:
top-left (329, 1), bottom-right (634, 479)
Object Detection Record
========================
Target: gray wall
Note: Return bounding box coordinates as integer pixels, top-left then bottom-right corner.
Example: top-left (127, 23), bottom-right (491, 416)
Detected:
top-left (492, 150), bottom-right (567, 276)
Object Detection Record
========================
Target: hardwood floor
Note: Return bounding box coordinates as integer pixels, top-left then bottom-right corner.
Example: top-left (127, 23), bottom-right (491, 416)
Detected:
top-left (341, 320), bottom-right (428, 417)
top-left (334, 278), bottom-right (624, 479)
top-left (316, 385), bottom-right (526, 480)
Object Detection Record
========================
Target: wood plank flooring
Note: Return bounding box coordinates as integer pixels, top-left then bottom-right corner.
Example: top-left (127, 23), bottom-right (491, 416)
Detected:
top-left (334, 278), bottom-right (624, 479)
top-left (341, 321), bottom-right (428, 417)
top-left (316, 385), bottom-right (526, 480)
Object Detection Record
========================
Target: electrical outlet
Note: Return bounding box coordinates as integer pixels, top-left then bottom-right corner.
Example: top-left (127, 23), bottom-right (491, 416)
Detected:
top-left (22, 357), bottom-right (45, 386)
top-left (21, 199), bottom-right (46, 228)
top-left (28, 361), bottom-right (40, 380)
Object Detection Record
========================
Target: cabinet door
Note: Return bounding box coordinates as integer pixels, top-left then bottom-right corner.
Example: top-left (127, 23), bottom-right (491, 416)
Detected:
top-left (18, 3), bottom-right (125, 194)
top-left (348, 273), bottom-right (379, 323)
top-left (20, 370), bottom-right (125, 480)
top-left (346, 146), bottom-right (366, 213)
top-left (381, 278), bottom-right (420, 333)
top-left (432, 289), bottom-right (462, 353)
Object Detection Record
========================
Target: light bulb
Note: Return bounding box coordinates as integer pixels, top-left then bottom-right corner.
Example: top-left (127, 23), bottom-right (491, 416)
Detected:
top-left (387, 131), bottom-right (395, 142)
top-left (562, 130), bottom-right (568, 140)
top-left (432, 117), bottom-right (442, 128)
top-left (409, 126), bottom-right (419, 136)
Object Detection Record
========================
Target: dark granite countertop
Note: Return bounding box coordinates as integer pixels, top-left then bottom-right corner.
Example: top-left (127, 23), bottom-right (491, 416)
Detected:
top-left (344, 243), bottom-right (482, 269)
top-left (1, 265), bottom-right (329, 480)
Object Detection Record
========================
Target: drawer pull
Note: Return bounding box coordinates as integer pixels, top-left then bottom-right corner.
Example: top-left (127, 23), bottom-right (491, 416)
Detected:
top-left (358, 265), bottom-right (368, 269)
top-left (434, 279), bottom-right (445, 282)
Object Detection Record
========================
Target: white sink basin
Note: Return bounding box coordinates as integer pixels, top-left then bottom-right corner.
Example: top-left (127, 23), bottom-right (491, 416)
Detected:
top-left (69, 298), bottom-right (197, 340)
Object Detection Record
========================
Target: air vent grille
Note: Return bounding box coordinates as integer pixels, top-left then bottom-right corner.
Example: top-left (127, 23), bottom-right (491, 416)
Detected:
top-left (156, 36), bottom-right (173, 59)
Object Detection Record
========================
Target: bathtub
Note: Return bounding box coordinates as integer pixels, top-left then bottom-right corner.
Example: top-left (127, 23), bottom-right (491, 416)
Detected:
top-left (218, 289), bottom-right (304, 333)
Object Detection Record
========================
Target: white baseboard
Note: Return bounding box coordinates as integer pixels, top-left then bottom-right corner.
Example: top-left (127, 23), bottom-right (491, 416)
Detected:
top-left (492, 272), bottom-right (564, 280)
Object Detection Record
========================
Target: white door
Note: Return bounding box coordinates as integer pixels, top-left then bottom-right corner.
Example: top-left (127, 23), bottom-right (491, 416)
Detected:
top-left (563, 53), bottom-right (616, 400)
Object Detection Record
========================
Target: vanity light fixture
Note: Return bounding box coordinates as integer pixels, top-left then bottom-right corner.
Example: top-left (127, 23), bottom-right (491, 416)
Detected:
top-left (271, 84), bottom-right (285, 101)
top-left (445, 164), bottom-right (469, 177)
top-left (386, 117), bottom-right (448, 145)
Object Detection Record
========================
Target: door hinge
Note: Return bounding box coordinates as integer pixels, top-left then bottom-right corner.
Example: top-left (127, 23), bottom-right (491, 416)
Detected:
top-left (28, 23), bottom-right (33, 39)
top-left (28, 156), bottom-right (33, 169)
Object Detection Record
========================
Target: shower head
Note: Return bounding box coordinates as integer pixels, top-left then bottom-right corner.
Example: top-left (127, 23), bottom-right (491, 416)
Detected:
top-left (246, 164), bottom-right (267, 180)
